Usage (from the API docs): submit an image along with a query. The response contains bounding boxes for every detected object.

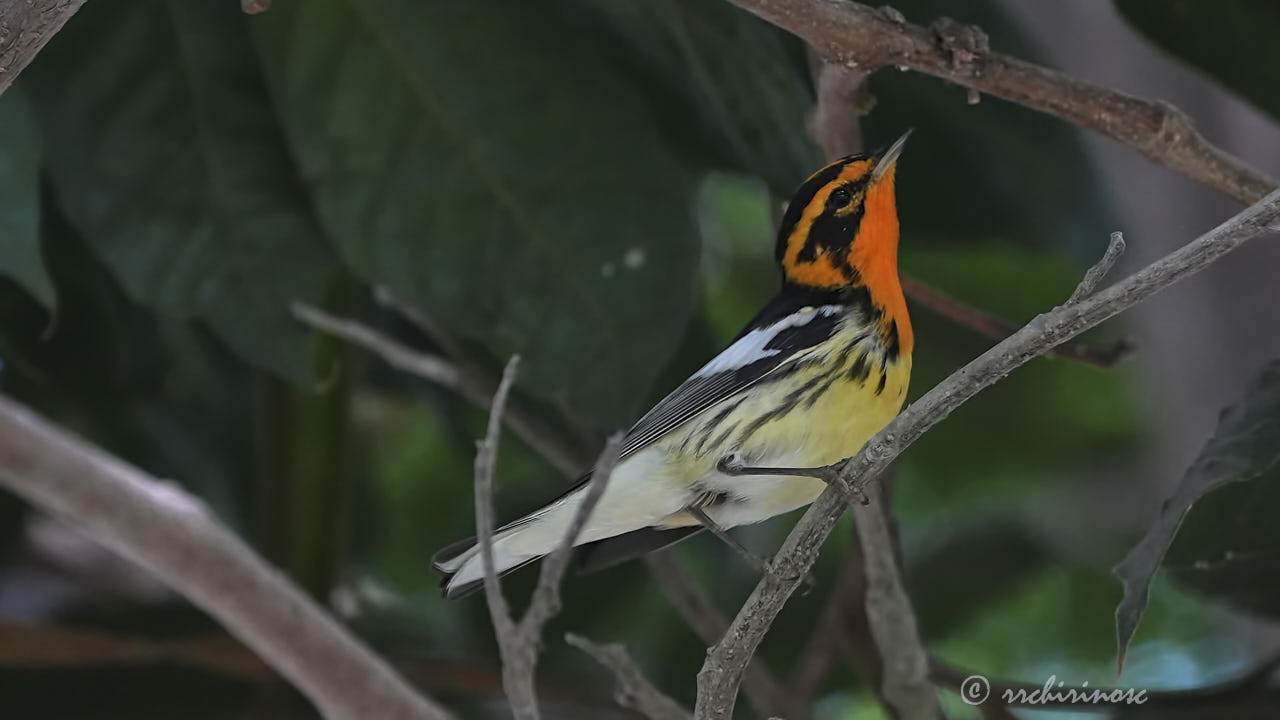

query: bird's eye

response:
[828,186,853,207]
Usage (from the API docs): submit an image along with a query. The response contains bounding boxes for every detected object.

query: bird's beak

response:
[871,129,913,181]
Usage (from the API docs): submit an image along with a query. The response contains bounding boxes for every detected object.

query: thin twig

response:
[853,482,938,718]
[786,535,877,713]
[1069,232,1126,303]
[474,357,532,715]
[294,302,585,477]
[299,298,794,716]
[902,276,1133,368]
[805,59,868,159]
[372,286,465,359]
[475,358,626,719]
[642,555,794,718]
[565,634,692,720]
[723,0,1277,205]
[0,397,452,720]
[292,303,460,387]
[524,433,624,631]
[694,187,1280,718]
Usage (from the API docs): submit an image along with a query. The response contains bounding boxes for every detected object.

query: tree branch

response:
[901,276,1133,368]
[1069,231,1126,303]
[291,302,585,478]
[643,554,795,718]
[853,482,938,718]
[0,396,451,720]
[297,302,793,718]
[724,0,1277,205]
[474,356,625,719]
[566,634,692,720]
[694,187,1280,717]
[0,0,87,96]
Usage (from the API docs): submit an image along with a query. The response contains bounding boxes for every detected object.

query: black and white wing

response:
[617,301,845,460]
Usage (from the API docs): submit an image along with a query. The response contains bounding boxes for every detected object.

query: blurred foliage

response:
[1117,0,1280,123]
[1164,361,1280,616]
[253,0,700,427]
[23,0,339,383]
[0,0,1274,718]
[1115,360,1280,663]
[0,91,48,309]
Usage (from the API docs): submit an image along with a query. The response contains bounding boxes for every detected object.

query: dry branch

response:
[566,634,692,720]
[852,482,937,718]
[292,302,584,477]
[694,187,1280,717]
[0,397,451,720]
[0,0,87,96]
[298,302,792,718]
[1069,231,1126,303]
[901,276,1133,368]
[726,0,1276,205]
[474,356,625,719]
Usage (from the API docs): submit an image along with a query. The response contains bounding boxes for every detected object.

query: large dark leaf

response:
[575,0,821,191]
[1112,360,1280,669]
[251,0,699,427]
[1117,0,1280,122]
[22,0,338,382]
[0,90,50,308]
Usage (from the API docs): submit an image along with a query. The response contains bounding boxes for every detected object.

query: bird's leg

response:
[716,456,867,505]
[687,506,816,594]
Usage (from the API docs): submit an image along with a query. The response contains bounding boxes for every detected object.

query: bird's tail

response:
[431,523,544,600]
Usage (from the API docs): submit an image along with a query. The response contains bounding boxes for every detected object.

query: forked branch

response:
[0,397,451,720]
[474,356,626,719]
[726,0,1276,205]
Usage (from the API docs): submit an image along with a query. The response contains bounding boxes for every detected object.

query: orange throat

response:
[851,169,912,356]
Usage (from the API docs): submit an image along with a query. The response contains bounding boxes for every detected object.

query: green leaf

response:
[252,0,699,426]
[1112,360,1280,670]
[1165,463,1280,621]
[576,0,821,190]
[0,90,51,308]
[1117,0,1280,122]
[22,0,338,382]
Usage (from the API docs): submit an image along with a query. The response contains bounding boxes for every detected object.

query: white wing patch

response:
[693,304,843,378]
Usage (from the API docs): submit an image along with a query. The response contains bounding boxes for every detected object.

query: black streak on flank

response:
[694,398,745,455]
[848,351,871,383]
[804,371,841,409]
[875,370,888,396]
[735,366,836,445]
[702,422,741,459]
[700,397,744,439]
[883,319,901,360]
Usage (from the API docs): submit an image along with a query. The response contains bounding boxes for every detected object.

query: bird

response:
[434,131,914,599]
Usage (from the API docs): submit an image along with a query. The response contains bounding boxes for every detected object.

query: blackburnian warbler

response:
[435,131,913,599]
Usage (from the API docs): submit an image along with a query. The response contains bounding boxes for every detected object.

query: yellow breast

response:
[659,324,909,480]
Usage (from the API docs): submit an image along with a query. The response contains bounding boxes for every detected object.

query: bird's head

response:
[775,130,910,293]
